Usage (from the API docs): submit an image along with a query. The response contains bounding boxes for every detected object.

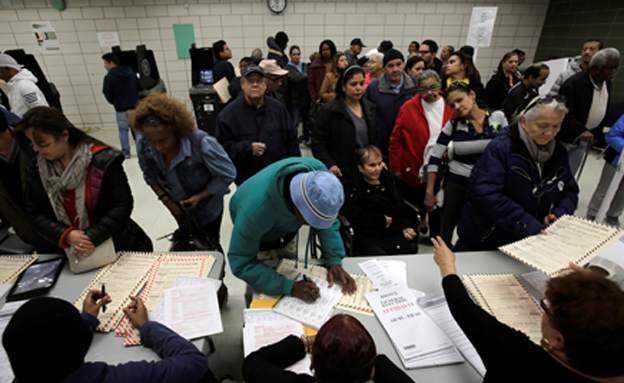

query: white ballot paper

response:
[164,283,223,340]
[418,291,486,376]
[358,259,408,290]
[243,309,312,375]
[150,275,221,323]
[366,286,458,366]
[273,273,342,330]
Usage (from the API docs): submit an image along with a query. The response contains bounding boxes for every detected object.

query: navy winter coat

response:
[456,124,579,250]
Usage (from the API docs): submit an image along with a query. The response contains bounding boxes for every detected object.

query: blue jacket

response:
[456,125,579,250]
[605,113,624,167]
[216,96,300,185]
[102,66,142,112]
[137,130,236,228]
[363,73,418,158]
[57,313,208,383]
[228,158,345,296]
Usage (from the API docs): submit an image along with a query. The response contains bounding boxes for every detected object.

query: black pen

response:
[303,275,310,283]
[101,284,107,313]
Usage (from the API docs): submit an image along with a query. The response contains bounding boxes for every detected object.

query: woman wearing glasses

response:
[431,236,624,383]
[390,70,455,238]
[425,82,508,246]
[132,93,236,252]
[454,96,578,251]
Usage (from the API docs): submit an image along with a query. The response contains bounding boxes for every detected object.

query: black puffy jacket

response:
[24,146,152,252]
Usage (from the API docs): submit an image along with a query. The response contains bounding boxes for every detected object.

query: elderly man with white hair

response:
[558,47,620,176]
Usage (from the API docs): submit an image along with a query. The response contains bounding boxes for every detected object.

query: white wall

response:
[0,0,549,128]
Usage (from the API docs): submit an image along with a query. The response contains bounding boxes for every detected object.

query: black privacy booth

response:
[111,44,167,98]
[3,49,63,112]
[189,44,218,135]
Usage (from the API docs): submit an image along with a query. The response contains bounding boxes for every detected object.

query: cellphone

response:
[6,257,65,302]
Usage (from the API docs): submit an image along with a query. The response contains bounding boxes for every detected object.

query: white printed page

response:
[243,309,312,375]
[358,259,408,290]
[164,283,223,339]
[273,273,342,330]
[365,286,454,361]
[418,291,486,376]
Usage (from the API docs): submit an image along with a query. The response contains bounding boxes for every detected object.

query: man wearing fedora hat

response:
[228,157,356,303]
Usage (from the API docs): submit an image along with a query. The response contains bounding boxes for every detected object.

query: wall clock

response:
[268,0,287,14]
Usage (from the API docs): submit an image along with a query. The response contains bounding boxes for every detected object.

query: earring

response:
[541,338,552,353]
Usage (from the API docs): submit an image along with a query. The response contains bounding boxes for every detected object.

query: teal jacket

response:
[228,157,345,296]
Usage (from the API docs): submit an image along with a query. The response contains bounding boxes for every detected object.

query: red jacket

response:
[389,94,454,186]
[307,56,327,100]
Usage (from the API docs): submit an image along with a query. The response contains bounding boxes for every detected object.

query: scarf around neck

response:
[38,142,93,230]
[518,123,555,173]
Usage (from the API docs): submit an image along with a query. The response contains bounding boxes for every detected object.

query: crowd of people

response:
[0,30,624,383]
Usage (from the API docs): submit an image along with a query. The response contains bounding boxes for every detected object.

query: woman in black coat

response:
[486,51,520,110]
[341,145,419,256]
[18,107,152,260]
[312,66,379,181]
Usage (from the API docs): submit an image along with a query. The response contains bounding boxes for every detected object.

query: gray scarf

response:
[38,142,93,230]
[518,124,555,175]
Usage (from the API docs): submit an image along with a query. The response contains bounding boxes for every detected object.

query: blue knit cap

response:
[290,171,344,229]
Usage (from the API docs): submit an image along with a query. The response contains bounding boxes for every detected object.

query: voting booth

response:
[188,44,219,135]
[111,44,167,97]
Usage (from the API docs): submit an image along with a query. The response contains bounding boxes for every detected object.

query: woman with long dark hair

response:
[441,51,486,105]
[319,52,349,103]
[308,39,336,101]
[486,51,520,110]
[19,106,152,263]
[312,66,379,181]
[425,83,508,246]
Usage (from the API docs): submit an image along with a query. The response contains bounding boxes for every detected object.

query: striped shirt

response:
[428,110,508,184]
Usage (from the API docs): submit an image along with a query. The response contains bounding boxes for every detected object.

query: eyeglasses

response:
[418,50,431,55]
[141,115,165,126]
[418,84,441,94]
[521,95,566,115]
[539,297,553,318]
[446,81,471,92]
[266,75,283,82]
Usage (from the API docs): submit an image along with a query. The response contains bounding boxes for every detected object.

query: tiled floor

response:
[90,125,606,381]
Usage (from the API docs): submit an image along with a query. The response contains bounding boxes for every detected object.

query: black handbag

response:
[169,206,219,252]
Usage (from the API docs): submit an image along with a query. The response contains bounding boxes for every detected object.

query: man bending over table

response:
[228,157,356,303]
[3,290,214,383]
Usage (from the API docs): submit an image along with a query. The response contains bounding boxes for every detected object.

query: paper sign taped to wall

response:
[466,7,498,48]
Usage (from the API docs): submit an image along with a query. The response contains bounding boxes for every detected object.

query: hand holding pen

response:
[292,275,320,303]
[82,288,112,318]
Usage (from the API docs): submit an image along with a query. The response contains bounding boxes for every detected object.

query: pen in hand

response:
[101,284,107,313]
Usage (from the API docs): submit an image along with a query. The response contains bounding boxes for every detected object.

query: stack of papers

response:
[359,258,487,372]
[366,286,463,369]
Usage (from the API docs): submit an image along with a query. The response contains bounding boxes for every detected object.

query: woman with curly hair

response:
[132,93,236,251]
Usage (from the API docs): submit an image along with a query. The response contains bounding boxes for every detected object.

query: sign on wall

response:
[466,7,498,48]
[31,21,60,52]
[97,32,120,48]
